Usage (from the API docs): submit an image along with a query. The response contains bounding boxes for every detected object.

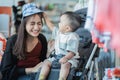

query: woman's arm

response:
[43,12,55,31]
[0,35,26,79]
[0,35,19,79]
[25,62,43,74]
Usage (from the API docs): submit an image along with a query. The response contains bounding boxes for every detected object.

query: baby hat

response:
[22,3,43,18]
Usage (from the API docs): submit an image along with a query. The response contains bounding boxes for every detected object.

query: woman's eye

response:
[31,22,35,25]
[38,23,42,26]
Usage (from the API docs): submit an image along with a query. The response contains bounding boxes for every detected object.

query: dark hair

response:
[61,11,82,31]
[13,13,43,60]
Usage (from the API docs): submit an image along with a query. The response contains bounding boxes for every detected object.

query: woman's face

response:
[25,0,34,3]
[26,14,42,37]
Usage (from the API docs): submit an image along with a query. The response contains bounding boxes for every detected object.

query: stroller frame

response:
[79,44,100,80]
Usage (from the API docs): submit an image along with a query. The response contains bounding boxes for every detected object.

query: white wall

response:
[0,0,22,6]
[0,14,9,37]
[0,0,18,37]
[0,0,14,6]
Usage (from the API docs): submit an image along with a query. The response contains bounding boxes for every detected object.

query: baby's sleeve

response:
[66,33,79,55]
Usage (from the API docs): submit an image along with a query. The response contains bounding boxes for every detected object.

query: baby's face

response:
[59,15,71,33]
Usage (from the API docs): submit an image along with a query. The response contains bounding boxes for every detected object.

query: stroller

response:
[35,28,100,80]
[75,28,100,80]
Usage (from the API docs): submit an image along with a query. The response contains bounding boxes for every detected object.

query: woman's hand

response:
[25,62,43,74]
[32,62,43,73]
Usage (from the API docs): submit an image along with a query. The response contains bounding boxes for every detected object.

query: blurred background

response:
[0,0,88,40]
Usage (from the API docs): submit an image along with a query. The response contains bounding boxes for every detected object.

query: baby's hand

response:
[59,57,68,64]
[42,12,47,18]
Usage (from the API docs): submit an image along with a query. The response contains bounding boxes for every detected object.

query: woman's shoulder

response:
[38,33,47,44]
[38,33,46,40]
[10,34,17,39]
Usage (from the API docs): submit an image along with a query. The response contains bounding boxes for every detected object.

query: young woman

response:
[0,3,47,80]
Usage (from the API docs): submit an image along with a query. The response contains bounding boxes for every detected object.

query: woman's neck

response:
[26,35,38,52]
[26,35,38,42]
